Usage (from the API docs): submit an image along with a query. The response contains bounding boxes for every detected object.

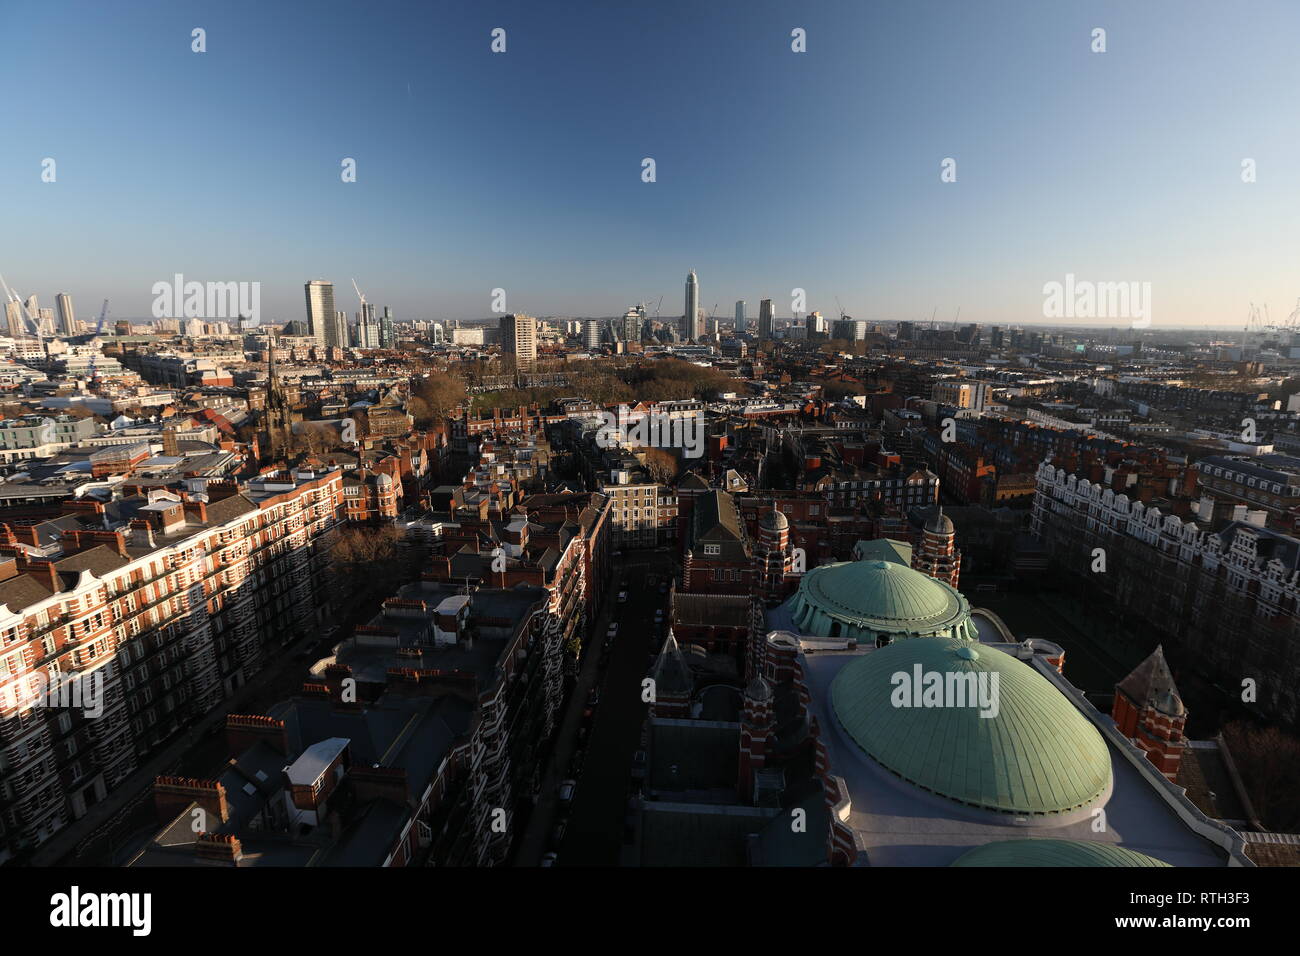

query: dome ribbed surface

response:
[831,636,1112,816]
[951,839,1170,867]
[789,560,970,639]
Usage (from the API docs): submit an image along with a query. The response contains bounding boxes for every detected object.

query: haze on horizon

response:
[4,0,1299,329]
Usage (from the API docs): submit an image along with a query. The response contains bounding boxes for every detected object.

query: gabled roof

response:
[689,490,749,563]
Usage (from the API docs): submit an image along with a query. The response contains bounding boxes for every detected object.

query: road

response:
[512,558,618,865]
[546,551,672,867]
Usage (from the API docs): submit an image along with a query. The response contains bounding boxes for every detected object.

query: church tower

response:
[754,508,793,605]
[1112,645,1187,781]
[912,507,960,588]
[263,330,293,458]
[737,675,774,802]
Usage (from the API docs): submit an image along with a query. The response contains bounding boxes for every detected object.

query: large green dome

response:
[951,840,1171,867]
[830,636,1112,816]
[788,560,975,643]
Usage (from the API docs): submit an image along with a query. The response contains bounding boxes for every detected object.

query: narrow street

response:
[515,550,673,866]
[555,552,673,867]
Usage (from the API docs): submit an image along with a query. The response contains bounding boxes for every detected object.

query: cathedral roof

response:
[951,839,1171,867]
[788,559,970,639]
[831,637,1113,816]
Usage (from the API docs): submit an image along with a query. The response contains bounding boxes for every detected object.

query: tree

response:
[1221,719,1300,832]
[328,525,413,608]
[411,373,467,427]
[642,446,680,483]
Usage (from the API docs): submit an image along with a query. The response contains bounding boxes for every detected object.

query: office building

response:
[56,293,75,336]
[758,299,774,340]
[684,270,700,340]
[325,309,348,349]
[304,280,335,345]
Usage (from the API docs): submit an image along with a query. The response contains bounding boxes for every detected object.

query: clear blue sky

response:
[4,0,1299,327]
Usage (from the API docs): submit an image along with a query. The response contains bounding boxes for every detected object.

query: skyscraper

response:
[758,298,774,340]
[684,270,700,341]
[380,307,396,348]
[621,304,645,343]
[355,312,379,348]
[56,293,75,336]
[734,300,745,330]
[807,311,826,338]
[4,301,24,338]
[304,280,335,345]
[582,318,601,350]
[500,313,537,369]
[325,309,348,348]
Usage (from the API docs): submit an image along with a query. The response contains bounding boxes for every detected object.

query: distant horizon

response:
[81,311,1270,337]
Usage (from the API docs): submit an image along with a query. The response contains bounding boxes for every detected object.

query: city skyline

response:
[5,0,1300,327]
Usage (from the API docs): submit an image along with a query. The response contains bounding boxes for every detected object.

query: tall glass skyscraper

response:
[734,300,745,331]
[684,270,699,340]
[758,298,774,340]
[304,280,335,344]
[56,293,76,336]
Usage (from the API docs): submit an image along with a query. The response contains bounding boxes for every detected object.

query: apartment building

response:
[1031,460,1300,728]
[1196,454,1300,528]
[0,467,344,860]
[0,415,97,463]
[500,314,537,370]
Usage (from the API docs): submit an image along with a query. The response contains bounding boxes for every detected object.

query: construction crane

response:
[835,296,848,321]
[0,273,43,343]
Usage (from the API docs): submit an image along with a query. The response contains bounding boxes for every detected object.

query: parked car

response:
[653,609,664,623]
[558,779,577,804]
[618,591,628,603]
[607,623,619,638]
[541,852,558,867]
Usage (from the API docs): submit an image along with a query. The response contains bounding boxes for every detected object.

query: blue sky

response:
[3,0,1299,327]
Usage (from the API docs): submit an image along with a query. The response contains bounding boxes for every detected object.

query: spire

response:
[1117,644,1185,717]
[650,630,693,699]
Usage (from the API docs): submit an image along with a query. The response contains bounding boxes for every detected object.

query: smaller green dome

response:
[788,559,973,643]
[951,840,1171,867]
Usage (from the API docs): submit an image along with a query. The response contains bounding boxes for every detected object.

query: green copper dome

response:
[830,636,1112,816]
[951,840,1171,867]
[788,559,976,643]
